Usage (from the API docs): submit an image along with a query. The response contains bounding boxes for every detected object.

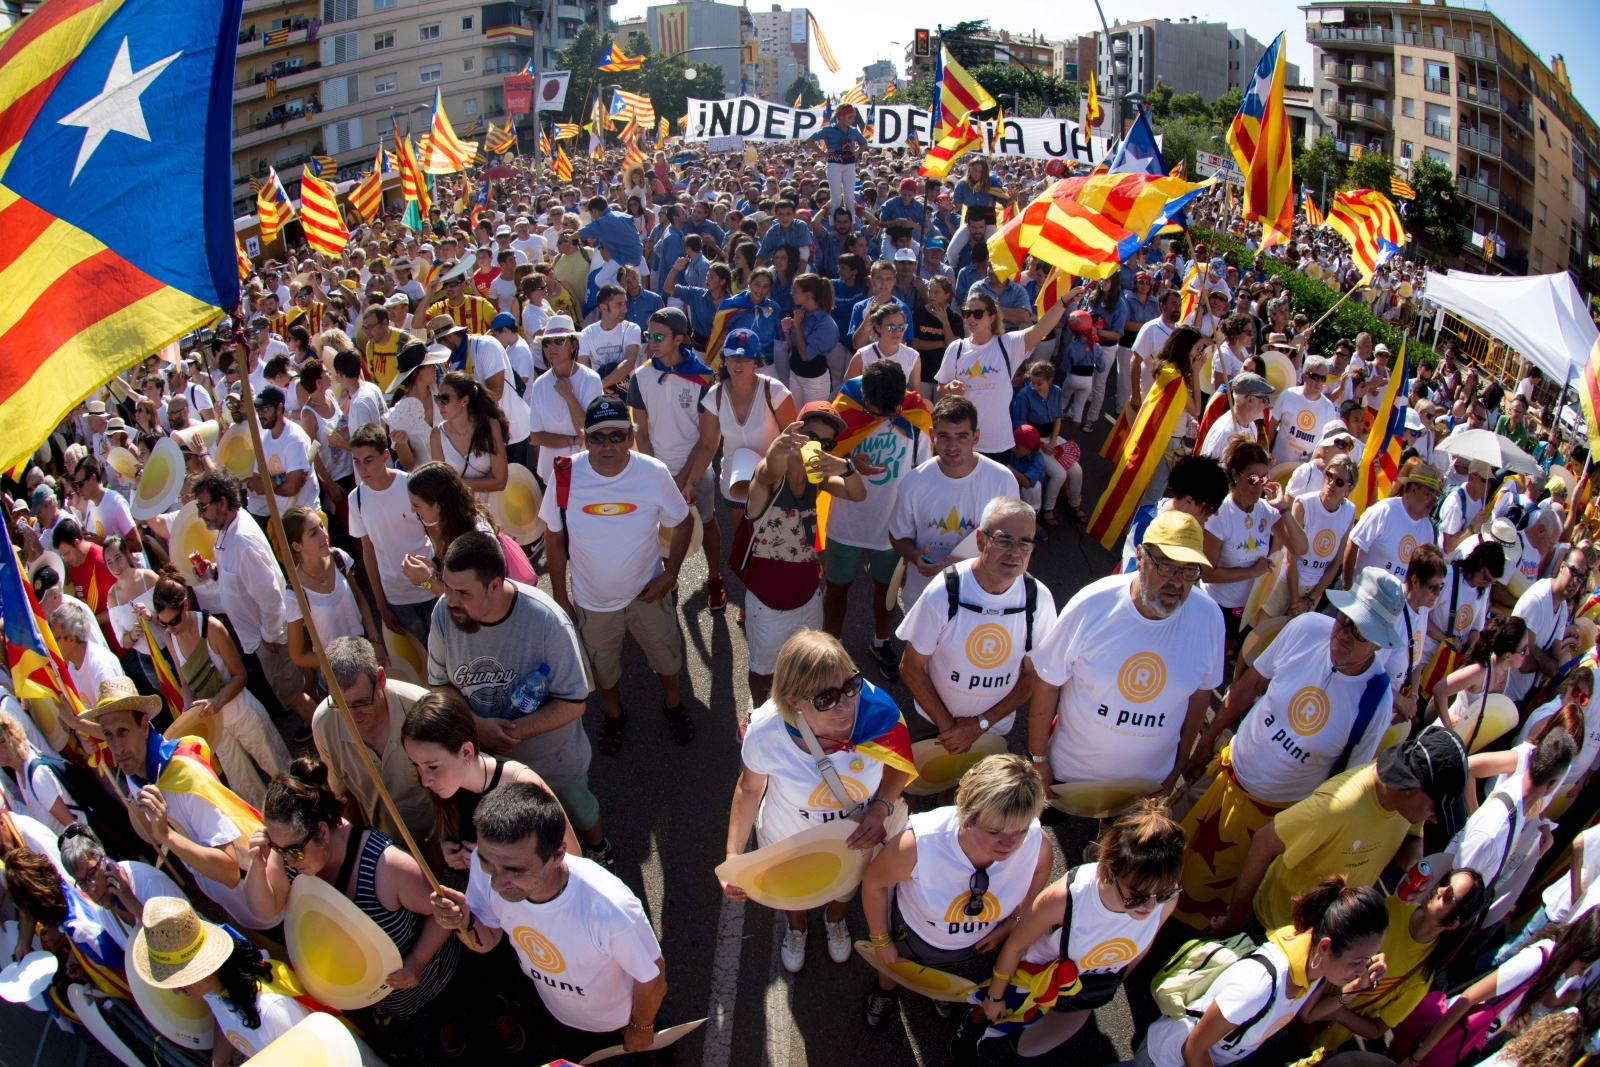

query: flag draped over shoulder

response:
[149,735,263,837]
[423,88,476,173]
[779,679,916,782]
[297,173,348,255]
[1326,188,1405,283]
[832,378,933,454]
[1352,342,1410,515]
[0,0,245,474]
[1227,31,1294,247]
[1087,365,1189,548]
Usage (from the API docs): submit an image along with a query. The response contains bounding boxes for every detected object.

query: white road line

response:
[700,895,746,1067]
[638,827,665,940]
[764,921,808,1067]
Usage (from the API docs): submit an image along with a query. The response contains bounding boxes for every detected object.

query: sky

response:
[611,0,1600,122]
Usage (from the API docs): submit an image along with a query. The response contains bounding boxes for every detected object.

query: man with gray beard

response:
[1027,511,1224,800]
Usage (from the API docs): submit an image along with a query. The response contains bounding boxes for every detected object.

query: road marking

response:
[700,895,745,1067]
[639,827,665,940]
[763,920,807,1067]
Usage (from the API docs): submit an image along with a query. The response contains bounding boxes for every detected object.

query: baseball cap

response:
[253,384,287,410]
[722,328,761,359]
[1376,725,1468,839]
[648,307,691,338]
[925,236,946,250]
[1326,567,1406,649]
[1013,425,1041,451]
[1319,419,1353,445]
[797,400,847,436]
[248,314,270,331]
[584,396,632,432]
[384,292,410,309]
[1142,511,1209,566]
[899,177,918,191]
[1467,459,1494,479]
[489,312,518,332]
[495,225,513,237]
[893,247,917,263]
[1229,372,1273,398]
[29,485,55,509]
[1404,406,1425,432]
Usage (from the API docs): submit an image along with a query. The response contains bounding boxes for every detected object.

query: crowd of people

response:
[3,122,1600,1067]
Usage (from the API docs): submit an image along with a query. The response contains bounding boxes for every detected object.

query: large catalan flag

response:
[422,88,476,173]
[610,88,655,127]
[0,0,246,475]
[1326,188,1405,283]
[929,45,995,144]
[1227,31,1294,247]
[1390,176,1416,200]
[1351,342,1411,515]
[1087,364,1191,548]
[348,144,385,222]
[597,42,643,72]
[297,172,348,255]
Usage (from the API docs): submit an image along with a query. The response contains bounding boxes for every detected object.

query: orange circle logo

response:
[512,927,566,973]
[224,1031,254,1056]
[1287,686,1331,734]
[581,502,638,516]
[1079,938,1139,970]
[966,624,1012,670]
[1296,409,1317,431]
[1397,534,1417,565]
[1312,528,1337,559]
[943,891,1002,924]
[1455,604,1474,634]
[807,776,869,809]
[1117,653,1167,703]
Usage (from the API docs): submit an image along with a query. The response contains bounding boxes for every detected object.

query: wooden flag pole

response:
[235,352,440,893]
[1306,283,1362,336]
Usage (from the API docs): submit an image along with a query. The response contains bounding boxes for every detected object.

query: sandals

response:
[663,701,696,745]
[1040,510,1059,527]
[1070,506,1090,524]
[598,709,628,755]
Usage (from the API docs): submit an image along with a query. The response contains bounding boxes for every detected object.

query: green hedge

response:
[1191,228,1438,368]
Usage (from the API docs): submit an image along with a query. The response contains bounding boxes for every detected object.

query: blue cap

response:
[489,312,517,332]
[723,329,760,358]
[925,236,946,250]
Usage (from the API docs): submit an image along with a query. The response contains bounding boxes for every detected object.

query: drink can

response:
[1397,858,1432,900]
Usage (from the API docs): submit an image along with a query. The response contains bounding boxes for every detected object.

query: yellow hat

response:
[713,801,908,912]
[904,736,1009,796]
[1141,511,1208,566]
[131,438,185,520]
[81,677,160,724]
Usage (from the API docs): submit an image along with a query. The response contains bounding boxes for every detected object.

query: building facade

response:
[1093,19,1300,104]
[1306,1,1598,289]
[862,59,895,100]
[749,4,811,102]
[646,1,751,97]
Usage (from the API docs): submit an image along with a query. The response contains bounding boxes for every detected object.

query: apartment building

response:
[1306,1,1599,292]
[231,0,616,216]
[1094,19,1300,104]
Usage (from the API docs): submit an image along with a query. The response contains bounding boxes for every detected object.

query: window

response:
[373,31,393,51]
[320,73,357,108]
[461,16,472,29]
[320,30,357,65]
[1533,248,1543,270]
[462,98,477,114]
[1401,140,1415,159]
[1425,60,1448,80]
[1402,97,1415,117]
[419,63,441,84]
[323,0,357,22]
[1562,177,1570,199]
[323,116,362,153]
[373,0,394,8]
[1426,146,1450,165]
[1539,155,1549,178]
[376,117,396,138]
[373,72,396,95]
[1538,201,1547,223]
[420,23,440,42]
[1560,221,1568,243]
[1401,56,1414,74]
[1321,88,1333,105]
[461,56,474,72]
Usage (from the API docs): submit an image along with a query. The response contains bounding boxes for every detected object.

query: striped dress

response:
[350,829,459,1019]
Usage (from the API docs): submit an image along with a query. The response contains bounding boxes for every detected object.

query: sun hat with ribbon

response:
[130,897,234,989]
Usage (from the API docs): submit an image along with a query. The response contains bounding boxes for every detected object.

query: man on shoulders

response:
[578,195,644,268]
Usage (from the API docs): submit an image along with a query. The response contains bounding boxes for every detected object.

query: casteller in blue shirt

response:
[577,196,643,267]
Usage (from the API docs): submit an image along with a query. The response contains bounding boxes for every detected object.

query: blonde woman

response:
[721,630,915,973]
[0,712,77,833]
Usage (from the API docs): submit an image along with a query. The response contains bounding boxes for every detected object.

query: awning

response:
[1422,270,1598,383]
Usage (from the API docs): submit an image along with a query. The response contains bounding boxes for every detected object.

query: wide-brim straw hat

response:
[130,897,233,989]
[81,676,160,724]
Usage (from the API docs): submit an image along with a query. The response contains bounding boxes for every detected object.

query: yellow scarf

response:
[1267,925,1315,997]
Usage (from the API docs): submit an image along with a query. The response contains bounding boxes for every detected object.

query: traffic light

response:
[914,29,931,58]
[742,38,759,64]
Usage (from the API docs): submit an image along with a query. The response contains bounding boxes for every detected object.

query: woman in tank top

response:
[845,303,920,390]
[701,336,796,529]
[142,569,290,810]
[1434,614,1531,735]
[296,359,355,493]
[963,799,1186,1059]
[430,370,508,497]
[247,758,461,1027]
[400,690,580,871]
[1288,452,1357,616]
[103,534,162,690]
[281,507,388,686]
[860,755,1051,1030]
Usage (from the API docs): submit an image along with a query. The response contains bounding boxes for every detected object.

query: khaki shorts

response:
[574,595,683,689]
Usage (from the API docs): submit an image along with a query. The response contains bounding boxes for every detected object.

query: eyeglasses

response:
[1334,613,1373,644]
[195,496,222,512]
[1568,688,1592,707]
[808,672,863,713]
[585,429,630,445]
[961,308,989,319]
[268,829,316,861]
[963,868,991,916]
[1305,372,1327,383]
[1115,879,1181,909]
[1146,552,1203,582]
[984,533,1035,556]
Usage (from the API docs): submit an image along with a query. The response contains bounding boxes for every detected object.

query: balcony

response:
[1501,143,1535,183]
[237,23,316,55]
[1457,82,1502,110]
[1498,195,1532,231]
[1308,25,1398,50]
[234,60,322,97]
[1502,99,1533,132]
[483,60,526,75]
[1459,127,1501,156]
[1458,176,1497,208]
[554,3,585,17]
[1326,63,1390,91]
[1111,38,1128,56]
[1323,100,1390,131]
[1425,118,1452,141]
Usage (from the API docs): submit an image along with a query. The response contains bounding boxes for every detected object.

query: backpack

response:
[1153,937,1285,1046]
[1327,671,1391,778]
[944,567,1040,653]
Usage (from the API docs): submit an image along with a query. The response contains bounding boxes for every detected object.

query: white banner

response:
[536,71,570,113]
[683,97,1114,162]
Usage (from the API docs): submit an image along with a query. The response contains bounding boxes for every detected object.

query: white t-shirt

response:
[934,333,1030,452]
[894,808,1043,951]
[1229,613,1392,804]
[345,380,388,436]
[1423,567,1490,668]
[1200,412,1255,461]
[488,275,520,313]
[895,561,1057,734]
[578,320,642,379]
[84,490,136,542]
[14,754,74,834]
[537,451,690,612]
[511,234,546,262]
[702,377,790,498]
[207,989,307,1058]
[1451,784,1538,923]
[284,548,365,643]
[888,456,1019,607]
[466,854,662,1033]
[1022,863,1168,975]
[68,641,125,709]
[521,304,551,356]
[462,335,529,444]
[1034,574,1224,786]
[348,472,435,606]
[1543,825,1600,921]
[246,420,319,516]
[741,699,884,845]
[1202,495,1280,610]
[526,365,604,481]
[1382,601,1429,691]
[1348,497,1435,582]
[1285,461,1323,499]
[1131,317,1175,399]
[1293,491,1355,588]
[627,363,712,475]
[503,337,535,383]
[1272,388,1338,465]
[1145,940,1314,1067]
[824,422,923,552]
[1507,580,1571,702]
[1439,484,1484,538]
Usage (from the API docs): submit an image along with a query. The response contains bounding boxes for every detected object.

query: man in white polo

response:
[1029,511,1224,799]
[896,498,1057,765]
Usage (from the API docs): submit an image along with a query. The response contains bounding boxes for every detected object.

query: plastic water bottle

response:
[509,665,550,719]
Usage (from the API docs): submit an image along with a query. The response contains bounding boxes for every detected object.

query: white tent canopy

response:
[1422,270,1598,383]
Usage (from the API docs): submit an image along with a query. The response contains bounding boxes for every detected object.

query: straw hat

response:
[81,676,160,724]
[130,897,233,989]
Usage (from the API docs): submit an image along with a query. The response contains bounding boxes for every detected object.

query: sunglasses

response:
[1327,476,1351,489]
[1116,880,1181,909]
[963,868,990,917]
[646,331,672,343]
[802,431,837,449]
[585,429,630,445]
[809,672,863,714]
[445,278,465,287]
[156,604,186,627]
[1239,473,1269,486]
[1305,372,1327,383]
[961,308,989,319]
[269,829,316,861]
[1568,688,1592,707]
[881,323,907,334]
[433,393,457,404]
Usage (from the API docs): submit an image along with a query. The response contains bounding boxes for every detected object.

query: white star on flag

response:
[1247,65,1274,105]
[58,37,182,183]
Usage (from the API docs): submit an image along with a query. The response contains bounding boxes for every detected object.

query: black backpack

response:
[944,567,1040,653]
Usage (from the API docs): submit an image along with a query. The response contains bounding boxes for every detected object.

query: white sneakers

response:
[780,921,854,972]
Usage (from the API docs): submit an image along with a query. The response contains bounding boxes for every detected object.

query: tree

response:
[1207,88,1242,127]
[1293,135,1346,203]
[1403,154,1468,255]
[1346,149,1394,194]
[786,73,825,108]
[641,49,724,129]
[963,64,1075,116]
[938,20,993,68]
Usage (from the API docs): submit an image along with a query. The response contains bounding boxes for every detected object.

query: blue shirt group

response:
[577,209,643,267]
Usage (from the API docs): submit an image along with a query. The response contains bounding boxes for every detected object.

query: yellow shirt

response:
[1254,764,1420,930]
[1312,897,1436,1049]
[365,331,405,393]
[427,295,496,336]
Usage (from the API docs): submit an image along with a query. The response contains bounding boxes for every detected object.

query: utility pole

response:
[1090,0,1119,142]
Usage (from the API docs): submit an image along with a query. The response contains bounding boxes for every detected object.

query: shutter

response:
[322,0,357,23]
[320,74,357,109]
[320,31,357,67]
[324,118,363,155]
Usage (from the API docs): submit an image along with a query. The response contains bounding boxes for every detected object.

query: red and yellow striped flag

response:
[1326,188,1405,283]
[487,119,518,154]
[931,46,995,142]
[918,111,981,180]
[555,122,581,140]
[1303,187,1325,227]
[397,134,432,218]
[1033,268,1069,318]
[612,89,656,126]
[235,234,253,286]
[298,173,349,255]
[553,145,573,182]
[808,12,840,73]
[256,166,293,244]
[1087,365,1191,548]
[539,126,553,155]
[1227,32,1293,247]
[1390,176,1416,199]
[598,42,643,71]
[349,156,384,223]
[138,618,184,718]
[423,89,477,173]
[623,137,647,172]
[1575,336,1600,463]
[1351,342,1410,515]
[657,116,670,141]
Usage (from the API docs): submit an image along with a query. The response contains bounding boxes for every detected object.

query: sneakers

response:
[825,919,852,964]
[870,639,900,682]
[949,1010,985,1067]
[781,927,807,973]
[933,997,956,1018]
[863,985,896,1029]
[488,996,525,1054]
[585,837,616,869]
[438,1021,465,1057]
[707,575,727,611]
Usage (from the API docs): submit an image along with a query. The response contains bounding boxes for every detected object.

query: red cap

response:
[899,177,918,191]
[798,400,847,435]
[1067,309,1095,334]
[1014,424,1041,451]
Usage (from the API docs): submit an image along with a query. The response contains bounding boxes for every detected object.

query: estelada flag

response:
[1,521,82,712]
[1351,342,1410,515]
[779,678,916,782]
[0,0,245,475]
[1087,364,1190,548]
[552,144,573,182]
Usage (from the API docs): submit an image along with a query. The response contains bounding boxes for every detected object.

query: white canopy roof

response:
[1422,270,1598,382]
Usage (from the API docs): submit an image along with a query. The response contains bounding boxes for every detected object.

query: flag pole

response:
[1306,283,1362,335]
[234,347,440,894]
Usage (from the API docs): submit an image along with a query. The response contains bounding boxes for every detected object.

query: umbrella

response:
[1432,428,1543,476]
[486,163,515,180]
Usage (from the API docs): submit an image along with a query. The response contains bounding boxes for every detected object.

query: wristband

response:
[627,1020,654,1032]
[868,932,893,947]
[991,970,1015,983]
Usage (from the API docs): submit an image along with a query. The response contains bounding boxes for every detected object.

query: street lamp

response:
[684,67,696,80]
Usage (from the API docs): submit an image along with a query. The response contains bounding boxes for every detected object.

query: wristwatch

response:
[977,715,991,731]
